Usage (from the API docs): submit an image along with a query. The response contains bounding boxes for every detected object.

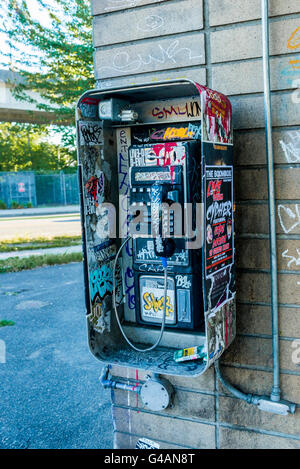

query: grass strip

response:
[0,320,15,327]
[0,252,83,274]
[0,235,82,253]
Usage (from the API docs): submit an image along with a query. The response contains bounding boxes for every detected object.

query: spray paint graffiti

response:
[118,128,131,237]
[152,100,201,120]
[280,131,300,163]
[117,127,136,321]
[104,0,145,10]
[282,249,300,268]
[150,123,201,141]
[119,152,130,195]
[287,24,300,102]
[288,25,300,50]
[280,26,300,90]
[124,267,136,310]
[82,146,103,180]
[278,204,300,234]
[137,15,164,32]
[98,40,203,76]
[90,264,114,302]
[88,259,122,333]
[280,59,300,87]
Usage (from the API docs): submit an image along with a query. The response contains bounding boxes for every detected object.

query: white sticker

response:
[136,438,160,450]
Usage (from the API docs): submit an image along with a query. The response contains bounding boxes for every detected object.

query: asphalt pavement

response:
[0,262,113,449]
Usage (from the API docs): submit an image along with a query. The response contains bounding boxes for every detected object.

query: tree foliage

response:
[4,0,94,124]
[0,122,77,172]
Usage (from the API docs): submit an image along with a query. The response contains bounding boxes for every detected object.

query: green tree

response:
[5,0,94,124]
[0,122,77,172]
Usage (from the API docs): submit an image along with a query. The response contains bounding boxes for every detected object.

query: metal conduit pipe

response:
[215,359,296,415]
[261,0,280,403]
[214,361,260,406]
[100,366,141,393]
[214,0,297,417]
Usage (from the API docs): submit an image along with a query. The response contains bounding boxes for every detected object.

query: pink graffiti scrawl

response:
[151,142,186,184]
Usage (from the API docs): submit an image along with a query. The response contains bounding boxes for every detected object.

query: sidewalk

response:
[0,205,80,218]
[0,244,82,261]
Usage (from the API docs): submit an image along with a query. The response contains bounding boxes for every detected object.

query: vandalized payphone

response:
[76,80,236,377]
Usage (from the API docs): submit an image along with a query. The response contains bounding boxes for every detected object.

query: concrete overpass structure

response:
[0,69,58,124]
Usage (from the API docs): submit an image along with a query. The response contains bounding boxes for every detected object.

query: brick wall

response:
[91,0,300,449]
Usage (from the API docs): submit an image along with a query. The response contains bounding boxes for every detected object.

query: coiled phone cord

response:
[112,236,168,353]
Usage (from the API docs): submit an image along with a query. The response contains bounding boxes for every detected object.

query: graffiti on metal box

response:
[79,121,103,146]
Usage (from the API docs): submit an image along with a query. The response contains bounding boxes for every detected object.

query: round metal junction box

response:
[140,377,173,412]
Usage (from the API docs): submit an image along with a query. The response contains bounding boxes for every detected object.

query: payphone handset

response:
[112,181,173,352]
[149,182,176,259]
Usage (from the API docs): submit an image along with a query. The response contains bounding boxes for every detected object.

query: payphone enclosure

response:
[76,79,236,377]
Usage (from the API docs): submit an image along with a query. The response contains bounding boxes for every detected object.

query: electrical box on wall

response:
[76,79,236,377]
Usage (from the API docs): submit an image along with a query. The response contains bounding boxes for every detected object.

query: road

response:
[0,263,113,449]
[0,214,81,240]
[0,244,82,261]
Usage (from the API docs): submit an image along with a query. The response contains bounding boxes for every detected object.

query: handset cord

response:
[112,236,168,353]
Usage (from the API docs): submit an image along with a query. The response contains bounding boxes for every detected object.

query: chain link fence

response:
[0,171,79,208]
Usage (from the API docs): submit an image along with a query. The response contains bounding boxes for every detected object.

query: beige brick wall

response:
[91,0,300,449]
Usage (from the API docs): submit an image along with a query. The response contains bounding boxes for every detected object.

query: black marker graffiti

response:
[80,122,103,146]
